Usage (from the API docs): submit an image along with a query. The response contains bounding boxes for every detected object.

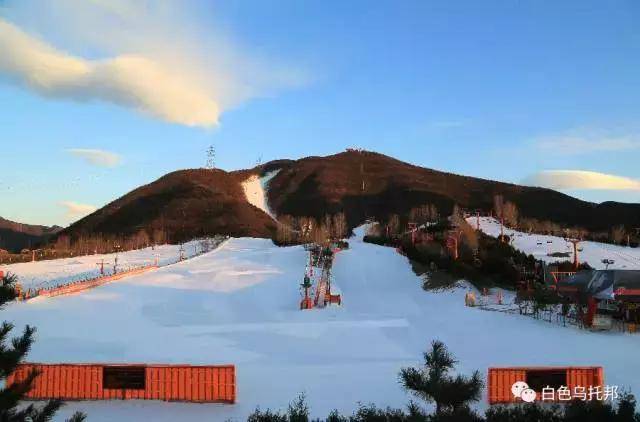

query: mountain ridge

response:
[58,150,640,243]
[0,217,62,252]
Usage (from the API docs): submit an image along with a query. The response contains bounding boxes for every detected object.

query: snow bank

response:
[2,239,213,290]
[241,170,280,218]
[468,216,640,270]
[3,227,639,421]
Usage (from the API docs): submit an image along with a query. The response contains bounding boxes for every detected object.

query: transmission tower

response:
[206,145,216,169]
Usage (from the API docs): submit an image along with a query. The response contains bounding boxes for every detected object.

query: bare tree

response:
[409,204,438,225]
[135,230,150,249]
[611,225,626,244]
[277,215,295,244]
[366,223,382,237]
[429,204,439,222]
[493,194,504,219]
[153,229,167,247]
[313,221,330,245]
[332,212,348,239]
[323,214,334,239]
[459,218,478,250]
[502,201,519,228]
[298,217,314,241]
[387,214,401,237]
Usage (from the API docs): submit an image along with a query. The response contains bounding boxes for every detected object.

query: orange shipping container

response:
[7,363,235,403]
[488,366,603,404]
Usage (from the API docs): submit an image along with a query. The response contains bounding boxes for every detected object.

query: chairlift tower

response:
[565,238,581,270]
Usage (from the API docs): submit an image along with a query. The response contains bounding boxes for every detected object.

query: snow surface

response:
[468,216,640,270]
[241,170,280,219]
[3,227,640,421]
[2,240,210,290]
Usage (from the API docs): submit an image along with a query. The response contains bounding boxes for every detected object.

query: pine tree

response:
[399,340,483,416]
[0,272,86,422]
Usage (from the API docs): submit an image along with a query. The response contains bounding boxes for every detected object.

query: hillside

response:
[470,216,640,270]
[263,150,640,231]
[0,217,61,252]
[63,169,277,242]
[61,150,640,243]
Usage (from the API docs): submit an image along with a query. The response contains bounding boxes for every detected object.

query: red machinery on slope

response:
[300,245,341,310]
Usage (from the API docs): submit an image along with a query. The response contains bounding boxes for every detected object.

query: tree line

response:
[275,213,348,246]
[0,229,170,264]
[492,195,637,246]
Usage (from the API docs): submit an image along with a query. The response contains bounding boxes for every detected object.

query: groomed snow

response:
[468,216,640,270]
[3,227,639,421]
[2,240,211,290]
[242,170,280,219]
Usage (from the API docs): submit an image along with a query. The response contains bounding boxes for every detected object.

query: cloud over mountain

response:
[59,201,97,220]
[523,170,640,191]
[0,0,307,127]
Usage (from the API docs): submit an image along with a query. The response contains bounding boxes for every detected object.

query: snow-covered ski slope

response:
[4,227,640,421]
[241,170,280,218]
[2,240,208,290]
[468,216,640,270]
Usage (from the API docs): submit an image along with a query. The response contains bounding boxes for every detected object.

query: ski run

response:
[2,226,639,421]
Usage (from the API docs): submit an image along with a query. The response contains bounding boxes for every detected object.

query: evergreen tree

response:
[0,272,86,422]
[399,340,483,416]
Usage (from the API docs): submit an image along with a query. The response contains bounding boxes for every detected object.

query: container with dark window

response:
[7,363,236,403]
[487,366,603,404]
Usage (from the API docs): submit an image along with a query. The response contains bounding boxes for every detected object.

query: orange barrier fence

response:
[8,363,236,403]
[25,265,157,300]
[488,366,603,404]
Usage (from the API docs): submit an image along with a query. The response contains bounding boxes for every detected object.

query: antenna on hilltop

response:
[206,145,216,169]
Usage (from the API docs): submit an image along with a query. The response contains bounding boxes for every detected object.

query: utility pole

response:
[114,244,120,273]
[96,259,105,275]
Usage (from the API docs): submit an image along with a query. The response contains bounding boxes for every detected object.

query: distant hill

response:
[263,150,640,232]
[0,217,62,253]
[60,150,640,243]
[63,168,277,242]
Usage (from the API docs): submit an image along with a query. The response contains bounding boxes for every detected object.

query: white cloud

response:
[0,1,307,127]
[59,201,97,219]
[523,170,640,191]
[533,132,640,154]
[67,148,121,167]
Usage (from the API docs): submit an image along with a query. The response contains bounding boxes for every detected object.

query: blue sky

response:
[1,0,639,226]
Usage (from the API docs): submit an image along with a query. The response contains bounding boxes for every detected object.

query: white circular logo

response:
[511,381,529,398]
[521,388,537,403]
